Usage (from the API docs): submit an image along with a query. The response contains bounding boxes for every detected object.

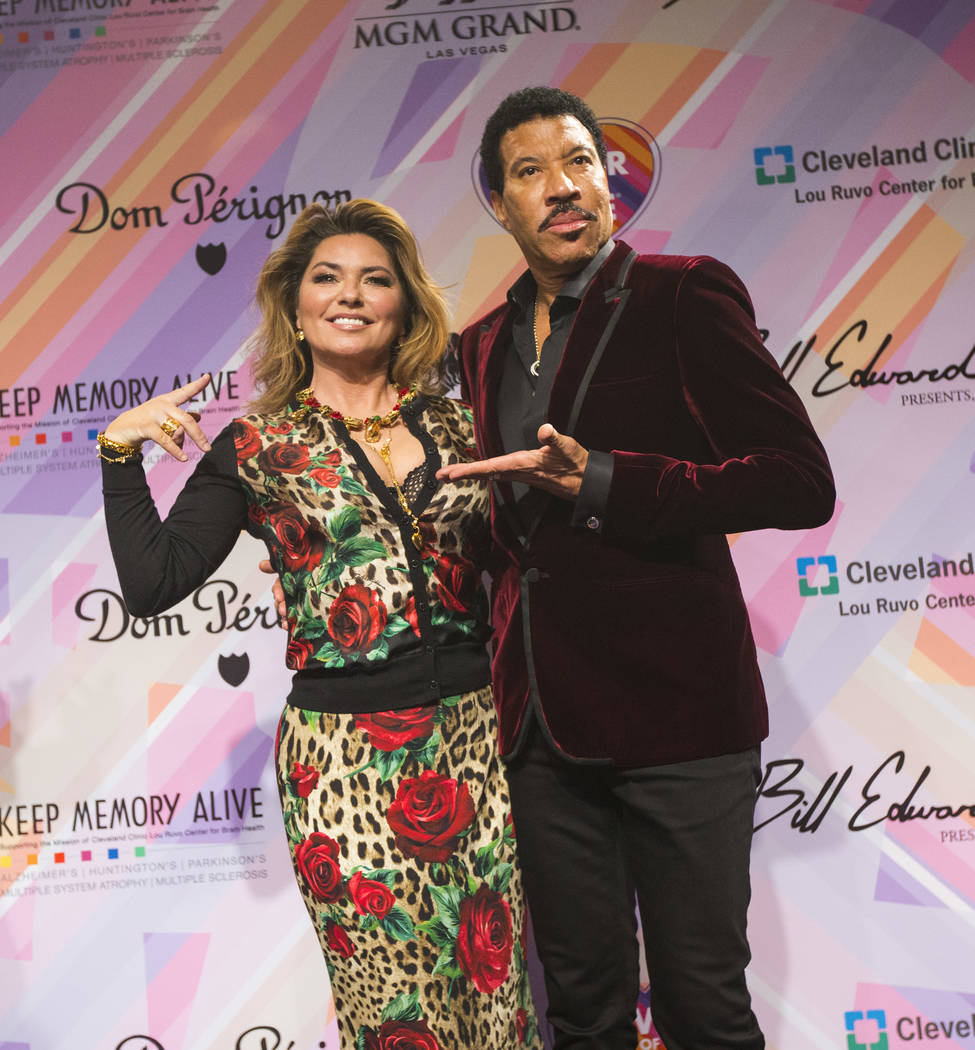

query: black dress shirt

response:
[498,239,616,533]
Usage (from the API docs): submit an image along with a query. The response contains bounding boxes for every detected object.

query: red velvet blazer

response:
[458,242,835,767]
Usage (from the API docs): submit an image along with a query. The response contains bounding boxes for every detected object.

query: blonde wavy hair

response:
[249,199,450,414]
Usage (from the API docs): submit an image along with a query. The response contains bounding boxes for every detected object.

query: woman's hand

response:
[102,374,213,462]
[259,559,290,626]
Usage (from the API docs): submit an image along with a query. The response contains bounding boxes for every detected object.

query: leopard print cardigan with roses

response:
[235,394,492,711]
[102,394,492,714]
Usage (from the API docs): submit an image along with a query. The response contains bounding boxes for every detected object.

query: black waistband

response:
[286,642,491,713]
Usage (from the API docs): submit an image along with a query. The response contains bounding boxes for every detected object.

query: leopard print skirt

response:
[275,685,543,1050]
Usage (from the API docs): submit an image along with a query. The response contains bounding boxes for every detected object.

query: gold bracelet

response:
[96,431,141,462]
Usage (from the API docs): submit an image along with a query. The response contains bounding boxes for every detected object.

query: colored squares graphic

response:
[18,32,28,43]
[81,851,92,861]
[108,848,118,859]
[70,28,81,39]
[54,853,65,864]
[797,555,839,596]
[88,428,99,440]
[0,856,10,868]
[35,433,47,445]
[135,846,146,857]
[44,30,54,41]
[9,436,20,447]
[61,432,72,443]
[95,25,106,36]
[845,1009,888,1050]
[26,855,37,865]
[754,145,796,185]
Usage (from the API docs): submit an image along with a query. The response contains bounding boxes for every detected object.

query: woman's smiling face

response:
[296,233,408,369]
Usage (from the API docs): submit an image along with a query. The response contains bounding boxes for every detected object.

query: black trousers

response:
[506,718,765,1050]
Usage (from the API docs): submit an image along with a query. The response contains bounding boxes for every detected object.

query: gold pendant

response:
[364,419,383,443]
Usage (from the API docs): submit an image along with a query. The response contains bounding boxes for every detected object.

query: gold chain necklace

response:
[530,296,543,377]
[292,385,416,441]
[292,384,424,550]
[377,439,424,551]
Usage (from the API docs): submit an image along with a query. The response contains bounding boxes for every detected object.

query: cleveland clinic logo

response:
[754,145,796,185]
[472,118,661,234]
[845,1010,889,1050]
[797,555,839,596]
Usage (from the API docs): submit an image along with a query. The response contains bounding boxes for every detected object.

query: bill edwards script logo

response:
[756,751,975,834]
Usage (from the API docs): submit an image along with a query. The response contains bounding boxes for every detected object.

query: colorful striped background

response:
[2,1,974,1047]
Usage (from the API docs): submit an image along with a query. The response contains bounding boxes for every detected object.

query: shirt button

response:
[586,516,600,530]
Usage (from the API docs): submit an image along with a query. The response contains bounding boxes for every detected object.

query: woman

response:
[99,200,541,1050]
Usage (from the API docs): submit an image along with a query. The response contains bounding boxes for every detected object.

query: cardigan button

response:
[524,568,540,583]
[585,515,600,530]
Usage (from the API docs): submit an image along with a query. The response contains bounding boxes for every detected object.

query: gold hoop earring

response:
[296,328,305,342]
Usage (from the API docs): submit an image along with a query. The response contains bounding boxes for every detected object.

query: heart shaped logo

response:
[218,652,250,687]
[471,117,661,235]
[196,242,227,275]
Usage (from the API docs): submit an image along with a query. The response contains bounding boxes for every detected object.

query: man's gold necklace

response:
[530,297,543,377]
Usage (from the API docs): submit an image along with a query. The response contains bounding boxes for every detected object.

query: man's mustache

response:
[539,203,598,232]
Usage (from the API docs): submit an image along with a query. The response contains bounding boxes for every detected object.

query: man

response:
[436,87,835,1050]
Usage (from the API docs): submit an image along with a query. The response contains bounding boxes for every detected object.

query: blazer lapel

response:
[479,242,638,550]
[475,309,512,461]
[475,308,530,555]
[513,243,637,542]
[548,241,637,435]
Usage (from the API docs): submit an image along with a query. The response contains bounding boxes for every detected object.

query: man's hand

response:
[437,423,589,499]
[259,559,289,625]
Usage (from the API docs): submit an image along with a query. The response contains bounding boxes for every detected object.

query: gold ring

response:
[160,417,181,438]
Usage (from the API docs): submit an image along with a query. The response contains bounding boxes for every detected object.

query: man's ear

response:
[490,189,511,231]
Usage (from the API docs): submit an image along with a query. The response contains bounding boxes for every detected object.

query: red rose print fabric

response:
[456,885,514,993]
[386,771,476,863]
[232,398,490,673]
[327,583,388,655]
[293,831,344,903]
[354,706,438,753]
[276,688,541,1050]
[235,399,532,1046]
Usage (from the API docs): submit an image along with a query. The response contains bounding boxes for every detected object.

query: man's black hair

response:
[480,86,608,195]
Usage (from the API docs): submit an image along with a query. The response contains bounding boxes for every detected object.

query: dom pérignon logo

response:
[196,242,227,275]
[218,652,250,686]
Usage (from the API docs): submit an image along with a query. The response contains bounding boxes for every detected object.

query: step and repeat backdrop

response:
[2,1,974,1048]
